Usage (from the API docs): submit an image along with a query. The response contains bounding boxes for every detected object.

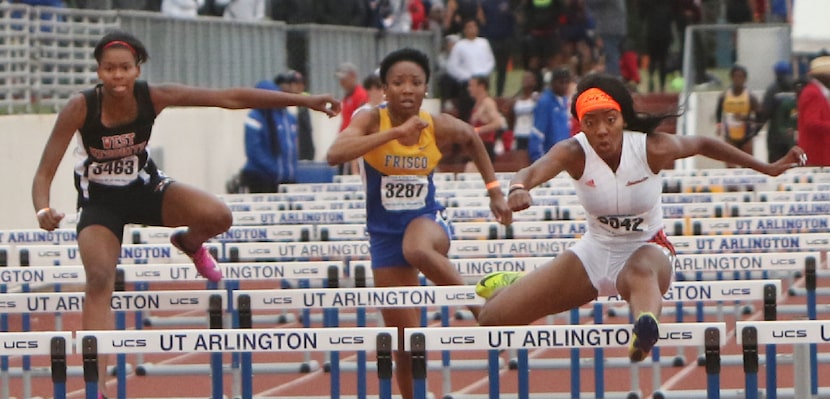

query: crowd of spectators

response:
[15,0,798,88]
[11,0,821,171]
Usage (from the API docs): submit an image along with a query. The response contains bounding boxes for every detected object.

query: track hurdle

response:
[738,320,830,399]
[77,327,396,399]
[0,288,226,399]
[406,323,726,399]
[128,225,314,245]
[0,331,71,399]
[234,284,489,396]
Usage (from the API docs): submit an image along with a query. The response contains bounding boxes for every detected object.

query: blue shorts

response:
[369,211,453,269]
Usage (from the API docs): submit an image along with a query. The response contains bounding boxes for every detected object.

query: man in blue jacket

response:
[529,67,572,162]
[240,80,299,193]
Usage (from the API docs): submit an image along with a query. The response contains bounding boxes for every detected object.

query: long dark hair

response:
[570,73,678,134]
[93,30,149,65]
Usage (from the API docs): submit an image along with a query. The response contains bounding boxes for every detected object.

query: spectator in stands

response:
[409,0,427,30]
[277,70,315,161]
[161,0,200,18]
[529,67,572,162]
[726,0,756,24]
[113,0,161,10]
[760,60,797,163]
[217,0,265,20]
[674,0,700,60]
[11,0,66,31]
[797,56,830,166]
[31,30,339,398]
[240,79,299,192]
[315,0,367,27]
[14,0,65,6]
[715,64,761,164]
[585,0,627,78]
[521,0,564,76]
[269,0,314,24]
[510,70,540,151]
[768,0,793,23]
[619,40,641,92]
[437,33,461,114]
[443,0,483,35]
[198,0,226,15]
[424,1,446,34]
[475,72,807,365]
[326,47,511,399]
[337,62,368,132]
[640,0,674,93]
[362,73,385,110]
[351,73,386,128]
[674,0,710,85]
[560,0,597,79]
[336,62,368,173]
[446,18,495,122]
[468,74,507,163]
[480,0,515,97]
[380,0,413,32]
[67,0,108,8]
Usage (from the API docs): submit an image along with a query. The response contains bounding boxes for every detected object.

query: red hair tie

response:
[102,40,137,56]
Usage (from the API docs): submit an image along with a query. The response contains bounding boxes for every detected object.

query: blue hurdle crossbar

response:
[407,323,726,399]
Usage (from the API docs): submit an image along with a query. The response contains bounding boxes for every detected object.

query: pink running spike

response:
[170,232,223,282]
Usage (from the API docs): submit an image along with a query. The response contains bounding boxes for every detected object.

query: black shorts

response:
[76,175,172,243]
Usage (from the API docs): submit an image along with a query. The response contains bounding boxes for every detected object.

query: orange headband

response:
[575,88,621,121]
[103,40,137,56]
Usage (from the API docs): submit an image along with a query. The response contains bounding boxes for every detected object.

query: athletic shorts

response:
[569,230,676,297]
[369,211,453,269]
[76,176,173,243]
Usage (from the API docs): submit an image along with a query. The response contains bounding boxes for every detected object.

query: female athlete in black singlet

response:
[32,30,340,398]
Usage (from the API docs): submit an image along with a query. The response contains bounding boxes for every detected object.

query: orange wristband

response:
[485,180,500,190]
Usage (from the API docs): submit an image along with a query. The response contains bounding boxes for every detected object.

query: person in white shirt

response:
[475,73,808,364]
[446,18,494,122]
[511,70,539,151]
[161,0,201,18]
[218,0,265,20]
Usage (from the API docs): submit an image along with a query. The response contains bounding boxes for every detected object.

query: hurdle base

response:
[143,313,298,327]
[444,392,638,399]
[776,303,830,314]
[515,355,680,370]
[653,387,830,399]
[329,358,502,373]
[135,360,320,376]
[788,286,830,297]
[607,304,753,318]
[300,311,378,324]
[253,395,435,399]
[716,352,830,367]
[1,364,131,378]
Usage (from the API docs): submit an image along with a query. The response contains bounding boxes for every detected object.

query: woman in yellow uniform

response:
[716,64,761,164]
[327,47,511,399]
